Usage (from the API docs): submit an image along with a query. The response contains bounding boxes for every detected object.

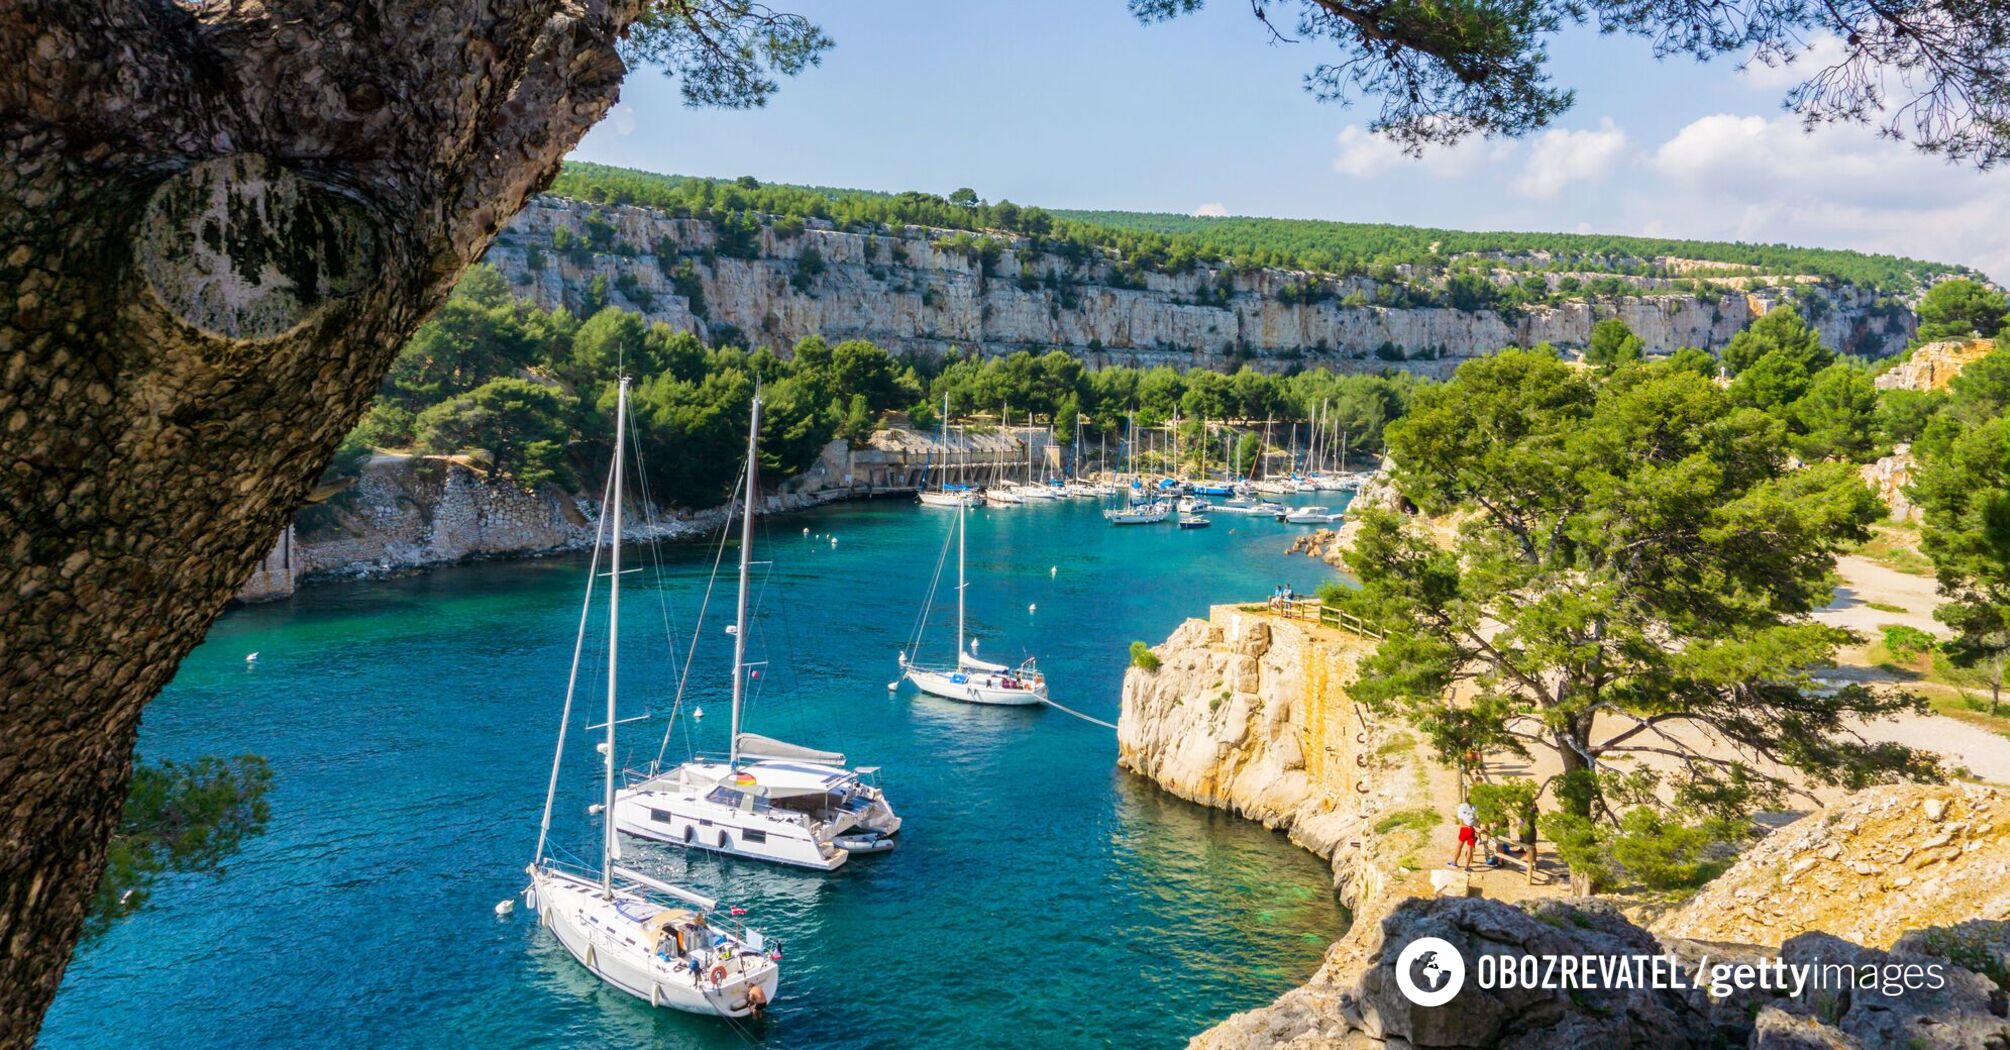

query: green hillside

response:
[548,162,1968,296]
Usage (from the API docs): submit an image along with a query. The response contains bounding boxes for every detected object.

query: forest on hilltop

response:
[548,162,1967,298]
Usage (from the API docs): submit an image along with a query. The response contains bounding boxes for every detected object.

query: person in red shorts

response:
[1448,800,1477,869]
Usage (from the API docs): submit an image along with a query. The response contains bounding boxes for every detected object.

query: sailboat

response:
[919,394,981,508]
[616,394,902,870]
[522,377,781,1018]
[899,497,1049,706]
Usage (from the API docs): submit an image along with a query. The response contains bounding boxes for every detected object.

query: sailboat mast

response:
[956,496,966,661]
[729,394,762,768]
[602,376,628,896]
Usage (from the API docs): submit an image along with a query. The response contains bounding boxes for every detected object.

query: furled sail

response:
[735,732,847,766]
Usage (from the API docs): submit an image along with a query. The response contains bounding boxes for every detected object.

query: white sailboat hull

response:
[919,490,979,507]
[529,867,778,1018]
[614,761,903,871]
[904,666,1046,706]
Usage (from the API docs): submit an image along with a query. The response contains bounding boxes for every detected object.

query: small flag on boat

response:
[730,906,747,916]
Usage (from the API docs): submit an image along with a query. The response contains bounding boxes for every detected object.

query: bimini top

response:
[736,732,846,766]
[682,756,857,799]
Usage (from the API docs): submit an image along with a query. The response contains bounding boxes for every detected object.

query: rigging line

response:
[534,461,615,866]
[1036,695,1118,730]
[905,512,956,657]
[623,393,685,710]
[651,456,749,772]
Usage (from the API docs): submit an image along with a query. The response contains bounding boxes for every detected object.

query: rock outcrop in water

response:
[1118,610,2010,1048]
[483,198,1916,371]
[1117,606,1441,906]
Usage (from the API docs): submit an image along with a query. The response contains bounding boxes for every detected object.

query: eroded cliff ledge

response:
[483,198,1914,372]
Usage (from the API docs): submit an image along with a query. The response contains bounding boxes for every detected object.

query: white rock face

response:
[486,198,1915,371]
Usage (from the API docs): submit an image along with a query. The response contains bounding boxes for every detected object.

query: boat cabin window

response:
[742,829,767,844]
[648,808,674,824]
[705,786,773,814]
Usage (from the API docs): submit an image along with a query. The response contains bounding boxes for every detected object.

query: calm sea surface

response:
[45,492,1352,1049]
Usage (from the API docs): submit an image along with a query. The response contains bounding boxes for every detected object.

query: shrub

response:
[1129,641,1160,672]
[1882,624,1938,662]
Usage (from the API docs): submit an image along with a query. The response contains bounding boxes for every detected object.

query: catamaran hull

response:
[905,668,1045,707]
[614,799,849,871]
[530,869,778,1018]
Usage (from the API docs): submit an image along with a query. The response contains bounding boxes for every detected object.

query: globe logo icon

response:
[1394,936,1466,1007]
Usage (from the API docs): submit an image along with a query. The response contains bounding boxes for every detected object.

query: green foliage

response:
[1913,415,2010,714]
[352,402,416,449]
[1876,388,1948,447]
[1790,363,1879,462]
[1882,624,1939,662]
[1664,346,1718,378]
[1373,808,1442,835]
[1722,306,1830,377]
[616,4,830,110]
[1915,278,2007,344]
[415,378,574,488]
[1468,779,1539,833]
[1540,806,1732,893]
[1337,350,1933,838]
[1130,641,1161,672]
[91,755,272,938]
[1585,317,1645,370]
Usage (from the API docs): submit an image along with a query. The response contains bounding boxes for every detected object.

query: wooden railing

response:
[1258,597,1386,639]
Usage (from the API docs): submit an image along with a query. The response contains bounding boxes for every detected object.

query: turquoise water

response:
[44,494,1349,1049]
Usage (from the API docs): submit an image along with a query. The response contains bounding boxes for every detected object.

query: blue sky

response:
[572,0,2010,279]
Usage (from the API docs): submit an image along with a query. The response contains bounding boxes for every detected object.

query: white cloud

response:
[1332,124,1516,180]
[1192,202,1230,217]
[1642,112,2010,280]
[1514,119,1628,199]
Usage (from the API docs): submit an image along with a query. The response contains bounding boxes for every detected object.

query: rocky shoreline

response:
[1118,604,2010,1048]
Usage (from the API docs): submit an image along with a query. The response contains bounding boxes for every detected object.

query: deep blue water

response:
[44,493,1350,1049]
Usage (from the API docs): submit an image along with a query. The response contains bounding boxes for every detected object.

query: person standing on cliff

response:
[1448,800,1478,870]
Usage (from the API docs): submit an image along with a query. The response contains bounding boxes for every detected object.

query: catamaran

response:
[615,395,901,870]
[522,377,781,1019]
[899,497,1050,706]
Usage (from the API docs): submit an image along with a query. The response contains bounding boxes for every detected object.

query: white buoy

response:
[803,527,810,535]
[1050,566,1057,578]
[495,899,515,917]
[245,651,260,665]
[693,706,705,720]
[1028,603,1037,614]
[830,536,838,547]
[886,681,899,691]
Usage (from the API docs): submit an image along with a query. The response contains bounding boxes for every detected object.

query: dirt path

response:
[1816,554,1944,637]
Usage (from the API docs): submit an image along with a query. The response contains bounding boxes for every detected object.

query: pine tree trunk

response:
[0,1,635,1038]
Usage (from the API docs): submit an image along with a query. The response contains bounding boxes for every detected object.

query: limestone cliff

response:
[483,198,1914,371]
[1117,606,1431,904]
[1875,337,1997,391]
[1120,609,2010,1048]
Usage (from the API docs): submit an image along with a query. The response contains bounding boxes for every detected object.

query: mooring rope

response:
[1038,695,1118,730]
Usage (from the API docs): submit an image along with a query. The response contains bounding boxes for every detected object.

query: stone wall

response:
[484,197,1916,372]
